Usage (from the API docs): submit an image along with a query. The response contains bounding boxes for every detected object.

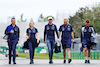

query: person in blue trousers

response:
[81,19,95,63]
[5,17,20,64]
[26,21,39,64]
[58,18,74,63]
[44,17,60,64]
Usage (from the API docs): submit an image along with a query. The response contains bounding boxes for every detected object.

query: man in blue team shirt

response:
[5,18,20,64]
[81,19,95,63]
[58,18,74,63]
[44,17,60,64]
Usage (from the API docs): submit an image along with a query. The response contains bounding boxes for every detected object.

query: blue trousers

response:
[46,39,55,61]
[8,39,18,62]
[28,39,36,61]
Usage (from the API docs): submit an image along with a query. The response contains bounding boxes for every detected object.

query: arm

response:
[55,25,59,39]
[80,28,83,43]
[71,26,74,42]
[26,33,29,39]
[91,26,95,35]
[26,29,29,39]
[5,27,10,35]
[36,33,39,43]
[58,31,61,38]
[44,26,46,43]
[18,28,20,38]
[58,26,62,40]
[71,32,74,42]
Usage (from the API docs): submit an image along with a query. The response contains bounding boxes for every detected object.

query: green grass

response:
[18,53,61,59]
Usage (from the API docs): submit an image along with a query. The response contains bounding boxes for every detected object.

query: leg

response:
[67,48,72,63]
[32,49,35,60]
[8,45,12,64]
[51,40,55,60]
[87,49,91,63]
[61,41,66,63]
[88,49,91,58]
[46,40,52,63]
[84,47,87,59]
[66,42,72,63]
[12,40,18,64]
[84,47,88,63]
[67,48,71,59]
[63,49,66,60]
[28,41,33,63]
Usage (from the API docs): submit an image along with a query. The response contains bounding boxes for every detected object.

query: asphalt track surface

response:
[0,54,100,67]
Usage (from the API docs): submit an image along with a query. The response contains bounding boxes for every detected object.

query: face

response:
[64,19,68,25]
[48,19,53,23]
[85,22,90,27]
[29,22,34,27]
[11,19,15,25]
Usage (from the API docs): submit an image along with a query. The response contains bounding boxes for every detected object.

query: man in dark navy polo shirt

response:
[81,19,95,63]
[44,17,59,64]
[59,18,74,63]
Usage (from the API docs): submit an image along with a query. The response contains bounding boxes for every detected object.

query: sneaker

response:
[68,59,72,63]
[63,60,66,63]
[85,60,87,63]
[49,61,53,64]
[87,60,90,63]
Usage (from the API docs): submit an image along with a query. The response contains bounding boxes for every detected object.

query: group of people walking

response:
[4,17,95,64]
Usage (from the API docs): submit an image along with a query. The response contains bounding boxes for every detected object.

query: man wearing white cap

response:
[44,17,59,64]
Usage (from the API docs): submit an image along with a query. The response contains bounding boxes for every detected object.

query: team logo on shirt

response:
[51,25,55,30]
[62,27,65,31]
[32,29,36,33]
[89,27,92,32]
[47,26,50,30]
[84,29,87,32]
[67,26,71,31]
[29,29,31,33]
[15,27,18,31]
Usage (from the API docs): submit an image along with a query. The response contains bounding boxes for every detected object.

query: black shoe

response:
[87,60,90,63]
[13,60,16,64]
[63,60,66,63]
[13,62,16,64]
[30,62,34,64]
[85,60,87,63]
[68,59,72,63]
[49,61,53,64]
[9,61,11,64]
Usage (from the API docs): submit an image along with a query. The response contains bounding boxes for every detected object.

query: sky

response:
[0,0,100,23]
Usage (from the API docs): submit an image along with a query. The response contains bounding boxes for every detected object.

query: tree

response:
[17,14,27,22]
[69,3,100,38]
[38,14,44,22]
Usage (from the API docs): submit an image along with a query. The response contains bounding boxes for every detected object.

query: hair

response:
[85,19,90,23]
[11,17,15,21]
[29,21,34,27]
